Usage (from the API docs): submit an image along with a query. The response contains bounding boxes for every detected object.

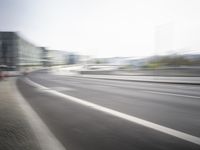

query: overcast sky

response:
[1,0,200,58]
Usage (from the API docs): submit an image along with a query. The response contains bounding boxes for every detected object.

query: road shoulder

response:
[0,78,40,150]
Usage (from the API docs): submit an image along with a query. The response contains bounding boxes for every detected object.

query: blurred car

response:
[0,65,8,80]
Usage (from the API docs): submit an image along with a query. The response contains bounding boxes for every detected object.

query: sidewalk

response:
[0,78,40,150]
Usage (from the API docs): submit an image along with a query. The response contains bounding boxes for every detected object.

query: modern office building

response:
[0,32,18,70]
[0,32,43,70]
[0,31,80,71]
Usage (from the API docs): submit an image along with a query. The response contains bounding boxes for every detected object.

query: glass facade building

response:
[0,32,43,70]
[0,32,78,71]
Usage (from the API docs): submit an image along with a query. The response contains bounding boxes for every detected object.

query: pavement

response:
[15,72,200,150]
[0,78,40,150]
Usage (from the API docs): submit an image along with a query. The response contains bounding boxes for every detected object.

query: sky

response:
[1,0,200,58]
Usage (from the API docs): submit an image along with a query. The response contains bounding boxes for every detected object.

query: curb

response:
[70,75,200,85]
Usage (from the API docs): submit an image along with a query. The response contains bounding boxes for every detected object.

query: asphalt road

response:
[16,71,200,150]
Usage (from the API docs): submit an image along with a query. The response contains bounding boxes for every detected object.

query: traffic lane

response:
[62,76,200,97]
[26,75,200,137]
[29,72,200,97]
[57,76,200,96]
[17,79,200,150]
[41,72,200,94]
[35,76,200,106]
[30,76,200,112]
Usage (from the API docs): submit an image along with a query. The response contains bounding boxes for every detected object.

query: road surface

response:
[16,71,200,150]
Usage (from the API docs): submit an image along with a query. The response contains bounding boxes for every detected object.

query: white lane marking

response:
[97,83,200,99]
[14,79,66,150]
[145,90,200,99]
[50,87,75,92]
[25,78,200,146]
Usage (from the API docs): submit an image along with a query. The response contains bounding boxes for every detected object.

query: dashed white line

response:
[25,78,200,146]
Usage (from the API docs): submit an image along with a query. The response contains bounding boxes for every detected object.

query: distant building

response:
[67,53,80,64]
[47,50,68,66]
[77,55,91,64]
[40,47,51,67]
